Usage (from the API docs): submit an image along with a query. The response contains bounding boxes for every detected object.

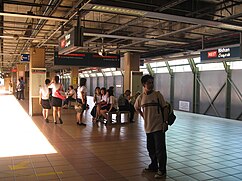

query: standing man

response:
[134,75,169,179]
[19,77,25,100]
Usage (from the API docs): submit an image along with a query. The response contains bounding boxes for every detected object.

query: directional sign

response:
[21,54,30,62]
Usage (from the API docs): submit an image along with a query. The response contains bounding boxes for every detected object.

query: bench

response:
[107,110,130,125]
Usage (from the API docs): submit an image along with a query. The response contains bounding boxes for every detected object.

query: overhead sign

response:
[200,46,241,62]
[21,54,30,62]
[58,26,83,54]
[54,52,120,68]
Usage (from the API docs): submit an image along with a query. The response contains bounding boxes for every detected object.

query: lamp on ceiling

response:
[98,38,105,56]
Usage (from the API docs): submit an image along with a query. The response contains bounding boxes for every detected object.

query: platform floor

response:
[0,92,242,181]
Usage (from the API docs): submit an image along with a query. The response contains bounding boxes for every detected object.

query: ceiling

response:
[1,0,242,72]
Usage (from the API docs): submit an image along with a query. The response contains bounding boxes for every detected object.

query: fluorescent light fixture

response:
[92,5,145,16]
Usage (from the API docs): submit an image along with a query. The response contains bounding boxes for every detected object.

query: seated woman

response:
[91,87,102,120]
[63,85,76,108]
[95,87,108,120]
[100,89,117,120]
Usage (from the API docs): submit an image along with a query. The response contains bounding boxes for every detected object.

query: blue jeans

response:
[146,130,167,172]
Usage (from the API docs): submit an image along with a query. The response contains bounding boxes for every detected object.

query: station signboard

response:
[200,45,241,62]
[58,26,83,54]
[54,52,120,68]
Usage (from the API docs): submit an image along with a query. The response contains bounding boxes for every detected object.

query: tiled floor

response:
[0,93,242,180]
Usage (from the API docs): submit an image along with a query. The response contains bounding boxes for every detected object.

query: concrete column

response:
[71,67,78,89]
[29,47,45,116]
[123,52,140,92]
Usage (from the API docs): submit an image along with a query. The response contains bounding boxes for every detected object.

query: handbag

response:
[74,102,83,113]
[54,84,66,100]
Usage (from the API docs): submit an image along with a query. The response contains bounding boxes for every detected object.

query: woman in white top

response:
[39,79,51,123]
[76,78,87,126]
[95,87,107,120]
[63,85,76,108]
[49,76,63,124]
[91,87,102,121]
[100,88,117,120]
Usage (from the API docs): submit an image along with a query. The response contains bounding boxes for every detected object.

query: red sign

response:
[208,51,217,58]
[11,68,17,72]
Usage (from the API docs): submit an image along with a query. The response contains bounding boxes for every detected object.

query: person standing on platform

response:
[49,76,63,124]
[9,80,13,93]
[39,79,51,123]
[19,77,25,100]
[76,78,87,126]
[134,75,169,179]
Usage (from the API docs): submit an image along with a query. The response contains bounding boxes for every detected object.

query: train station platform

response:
[0,91,242,181]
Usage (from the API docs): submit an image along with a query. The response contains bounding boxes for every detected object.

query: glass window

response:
[96,73,103,77]
[172,65,191,72]
[83,73,89,77]
[90,73,96,77]
[197,62,224,71]
[227,61,242,69]
[156,67,169,73]
[113,71,122,76]
[140,68,149,74]
[193,57,201,63]
[104,72,112,76]
[168,59,189,66]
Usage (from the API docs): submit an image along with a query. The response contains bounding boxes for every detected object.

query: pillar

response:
[71,67,78,89]
[29,47,46,116]
[123,52,140,94]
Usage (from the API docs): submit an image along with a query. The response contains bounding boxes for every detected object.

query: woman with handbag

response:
[39,79,51,123]
[49,76,64,124]
[76,78,87,126]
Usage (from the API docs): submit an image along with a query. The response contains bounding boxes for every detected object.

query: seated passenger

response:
[63,85,76,108]
[95,87,108,120]
[118,89,135,123]
[100,89,117,120]
[91,87,102,120]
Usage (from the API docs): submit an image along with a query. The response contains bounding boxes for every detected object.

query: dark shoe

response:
[154,170,166,179]
[76,122,80,125]
[59,118,63,124]
[143,167,158,173]
[45,118,49,123]
[54,121,57,124]
[80,122,86,126]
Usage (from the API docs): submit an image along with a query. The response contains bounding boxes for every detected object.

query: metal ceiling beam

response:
[84,32,187,44]
[86,3,242,31]
[0,12,68,22]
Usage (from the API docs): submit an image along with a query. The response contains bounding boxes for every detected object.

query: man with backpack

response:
[134,75,169,179]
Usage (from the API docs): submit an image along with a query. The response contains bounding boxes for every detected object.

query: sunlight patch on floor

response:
[0,95,57,157]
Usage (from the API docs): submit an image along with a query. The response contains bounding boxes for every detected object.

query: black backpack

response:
[164,101,176,126]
